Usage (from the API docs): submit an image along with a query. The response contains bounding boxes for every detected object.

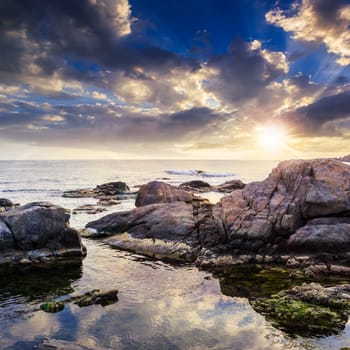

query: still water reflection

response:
[0,239,349,350]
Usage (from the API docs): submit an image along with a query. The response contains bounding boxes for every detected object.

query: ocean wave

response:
[201,172,235,178]
[165,170,235,177]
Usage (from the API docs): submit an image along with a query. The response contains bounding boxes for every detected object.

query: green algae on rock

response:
[251,283,350,336]
[40,289,119,313]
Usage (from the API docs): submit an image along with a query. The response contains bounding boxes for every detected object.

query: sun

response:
[256,124,288,151]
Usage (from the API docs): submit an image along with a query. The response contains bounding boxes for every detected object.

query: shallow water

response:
[1,160,350,349]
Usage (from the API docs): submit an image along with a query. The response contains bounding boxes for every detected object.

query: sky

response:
[1,0,350,160]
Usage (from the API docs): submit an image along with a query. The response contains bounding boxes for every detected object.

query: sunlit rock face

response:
[220,159,350,255]
[87,159,350,264]
[0,201,86,267]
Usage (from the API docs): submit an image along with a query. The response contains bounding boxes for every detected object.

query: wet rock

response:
[63,181,131,199]
[0,202,85,267]
[86,198,226,262]
[214,179,246,193]
[0,198,16,211]
[94,181,129,196]
[87,202,196,240]
[97,198,121,206]
[135,181,193,207]
[178,180,212,193]
[34,338,109,350]
[105,233,199,262]
[40,288,119,313]
[0,219,14,250]
[72,204,107,215]
[87,159,350,268]
[252,282,350,336]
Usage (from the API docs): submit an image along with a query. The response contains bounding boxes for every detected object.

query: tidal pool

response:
[1,239,350,350]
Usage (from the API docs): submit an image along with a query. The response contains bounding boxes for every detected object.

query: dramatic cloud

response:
[0,0,350,159]
[266,0,350,65]
[290,89,350,135]
[205,40,288,105]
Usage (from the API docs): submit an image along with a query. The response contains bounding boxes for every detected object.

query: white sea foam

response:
[165,169,235,177]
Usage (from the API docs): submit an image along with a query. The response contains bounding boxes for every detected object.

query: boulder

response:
[135,181,193,207]
[86,198,226,262]
[219,159,350,254]
[63,181,131,199]
[178,180,212,193]
[0,202,85,266]
[214,179,245,193]
[0,198,15,211]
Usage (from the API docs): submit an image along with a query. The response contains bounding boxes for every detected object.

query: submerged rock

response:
[135,181,193,207]
[72,204,107,215]
[0,202,86,267]
[251,282,350,336]
[63,181,132,200]
[40,289,118,313]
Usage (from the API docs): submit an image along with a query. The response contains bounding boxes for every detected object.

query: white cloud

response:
[266,0,350,65]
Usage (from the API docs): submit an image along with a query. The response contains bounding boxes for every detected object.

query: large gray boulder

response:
[0,202,85,267]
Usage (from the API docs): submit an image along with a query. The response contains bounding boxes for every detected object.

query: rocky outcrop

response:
[252,282,350,336]
[63,181,132,200]
[338,154,350,162]
[135,181,193,207]
[86,159,350,267]
[220,158,350,256]
[0,202,86,267]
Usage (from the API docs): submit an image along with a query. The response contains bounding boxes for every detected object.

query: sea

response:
[0,159,349,350]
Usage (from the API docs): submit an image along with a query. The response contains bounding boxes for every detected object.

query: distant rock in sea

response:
[62,181,135,206]
[86,158,350,273]
[63,181,131,199]
[0,201,86,267]
[338,154,350,162]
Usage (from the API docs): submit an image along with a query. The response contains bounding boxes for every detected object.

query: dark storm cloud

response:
[0,0,198,85]
[205,40,287,103]
[0,98,229,145]
[288,90,350,134]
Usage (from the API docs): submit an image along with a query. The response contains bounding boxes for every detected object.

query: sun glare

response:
[256,125,288,151]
